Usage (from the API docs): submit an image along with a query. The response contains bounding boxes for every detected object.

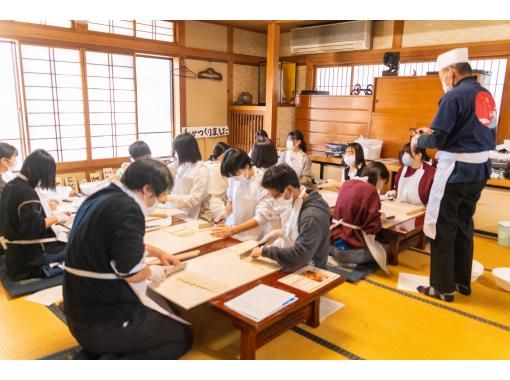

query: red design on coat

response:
[475,91,496,127]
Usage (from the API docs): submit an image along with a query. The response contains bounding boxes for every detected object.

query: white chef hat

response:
[436,47,469,71]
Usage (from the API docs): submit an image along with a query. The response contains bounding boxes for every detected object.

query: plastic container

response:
[471,260,484,282]
[354,137,383,160]
[492,268,510,292]
[498,221,510,247]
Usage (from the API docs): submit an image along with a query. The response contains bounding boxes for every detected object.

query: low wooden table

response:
[209,271,344,360]
[378,214,426,265]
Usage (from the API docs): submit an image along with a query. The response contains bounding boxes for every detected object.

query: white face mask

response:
[286,140,294,151]
[143,192,159,216]
[275,188,293,207]
[343,154,355,167]
[401,153,413,167]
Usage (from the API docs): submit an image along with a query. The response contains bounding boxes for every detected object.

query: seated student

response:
[0,150,70,280]
[277,131,313,186]
[248,130,269,157]
[249,164,331,272]
[206,142,231,221]
[113,140,152,180]
[317,142,366,190]
[212,148,274,241]
[329,162,390,273]
[251,136,278,171]
[387,143,436,205]
[0,142,18,198]
[167,133,211,221]
[63,159,192,360]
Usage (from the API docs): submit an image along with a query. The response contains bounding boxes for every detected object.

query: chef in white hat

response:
[411,47,497,302]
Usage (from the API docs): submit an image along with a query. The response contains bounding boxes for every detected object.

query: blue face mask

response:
[402,153,414,167]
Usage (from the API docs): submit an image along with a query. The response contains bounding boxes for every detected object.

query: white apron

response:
[424,150,489,239]
[271,186,307,248]
[62,260,190,326]
[330,219,389,274]
[396,165,425,206]
[285,150,305,178]
[227,176,263,241]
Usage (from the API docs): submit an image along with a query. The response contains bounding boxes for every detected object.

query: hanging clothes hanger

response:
[197,62,223,81]
[173,64,197,79]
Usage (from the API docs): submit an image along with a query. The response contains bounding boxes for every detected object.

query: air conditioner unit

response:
[290,21,372,54]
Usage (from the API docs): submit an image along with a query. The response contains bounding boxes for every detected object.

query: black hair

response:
[208,142,231,161]
[220,148,252,177]
[287,131,307,153]
[256,130,268,138]
[452,62,473,76]
[362,161,390,186]
[172,132,202,164]
[251,137,278,169]
[401,143,429,163]
[0,142,18,161]
[128,140,152,160]
[20,149,56,190]
[121,158,173,196]
[345,142,366,169]
[261,163,300,193]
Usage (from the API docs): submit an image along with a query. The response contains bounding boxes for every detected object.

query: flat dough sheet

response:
[150,240,280,310]
[144,221,222,255]
[380,201,425,229]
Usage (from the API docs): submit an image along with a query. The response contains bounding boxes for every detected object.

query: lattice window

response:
[20,44,87,163]
[87,20,135,36]
[315,66,352,95]
[86,51,137,159]
[0,41,24,170]
[135,21,175,42]
[135,55,173,157]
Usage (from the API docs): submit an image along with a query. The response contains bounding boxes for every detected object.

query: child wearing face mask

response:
[277,131,313,186]
[249,164,331,272]
[0,142,18,198]
[386,143,436,206]
[317,143,366,191]
[211,148,275,241]
[329,162,390,272]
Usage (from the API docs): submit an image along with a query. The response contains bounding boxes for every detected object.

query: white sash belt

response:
[62,263,190,325]
[0,236,59,250]
[331,219,389,274]
[424,151,489,239]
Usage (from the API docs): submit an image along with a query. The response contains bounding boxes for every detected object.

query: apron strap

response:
[61,264,119,280]
[0,236,59,250]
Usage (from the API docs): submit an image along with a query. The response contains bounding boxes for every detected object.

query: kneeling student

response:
[63,158,192,359]
[250,164,330,272]
[329,161,390,273]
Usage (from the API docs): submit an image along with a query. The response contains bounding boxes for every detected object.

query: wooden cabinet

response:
[370,76,443,158]
[295,95,371,155]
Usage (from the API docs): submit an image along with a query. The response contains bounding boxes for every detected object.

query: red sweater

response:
[331,180,382,249]
[394,163,436,205]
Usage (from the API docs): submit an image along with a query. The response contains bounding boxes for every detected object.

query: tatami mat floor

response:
[0,236,509,360]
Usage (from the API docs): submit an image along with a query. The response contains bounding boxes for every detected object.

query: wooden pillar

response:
[263,22,280,141]
[227,27,234,146]
[177,21,186,132]
[392,21,404,49]
[305,59,314,90]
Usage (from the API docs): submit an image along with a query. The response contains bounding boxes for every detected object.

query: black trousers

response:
[430,180,486,294]
[68,307,193,360]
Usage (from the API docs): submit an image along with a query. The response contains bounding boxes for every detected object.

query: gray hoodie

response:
[262,190,331,272]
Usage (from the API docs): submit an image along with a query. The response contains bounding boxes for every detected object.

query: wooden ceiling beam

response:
[0,21,263,65]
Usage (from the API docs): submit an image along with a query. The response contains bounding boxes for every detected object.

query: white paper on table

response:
[319,190,338,208]
[25,286,63,306]
[397,272,429,293]
[319,296,345,323]
[145,217,173,228]
[224,284,297,322]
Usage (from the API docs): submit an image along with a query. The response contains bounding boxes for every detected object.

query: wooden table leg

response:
[240,329,257,360]
[388,239,400,266]
[305,298,321,328]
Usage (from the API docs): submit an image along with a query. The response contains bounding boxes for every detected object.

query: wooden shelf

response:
[229,105,266,112]
[487,178,510,189]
